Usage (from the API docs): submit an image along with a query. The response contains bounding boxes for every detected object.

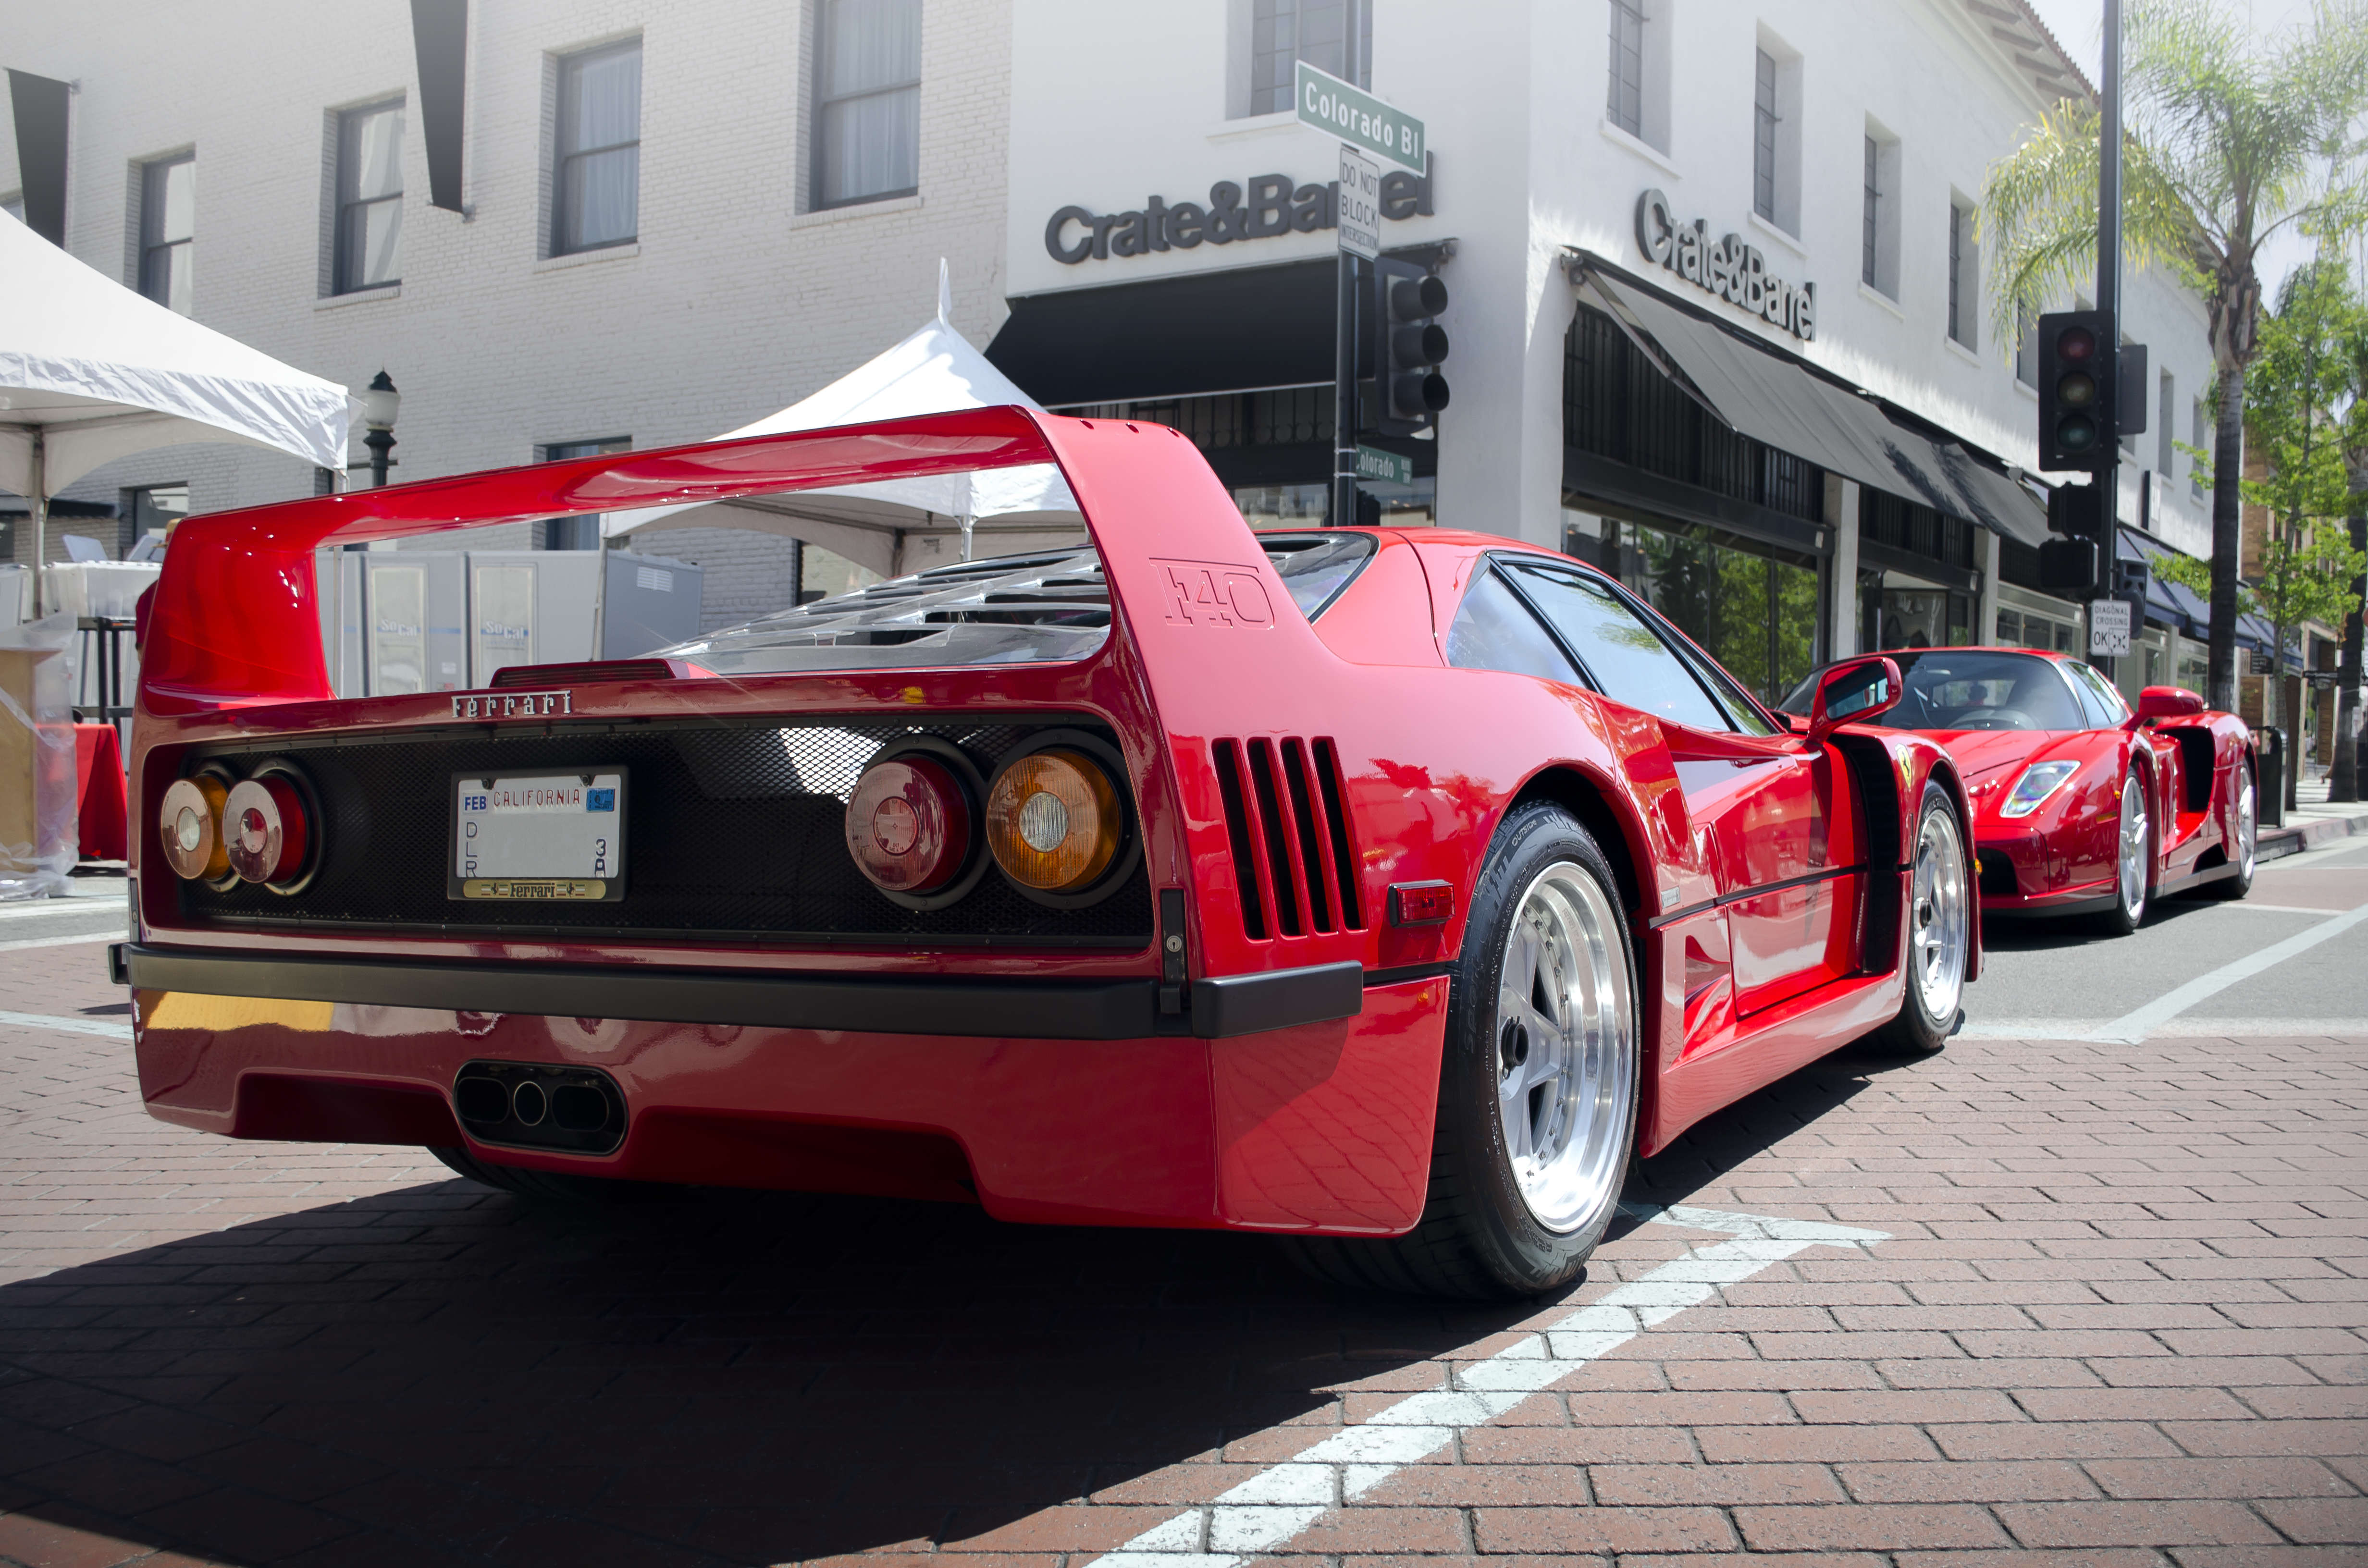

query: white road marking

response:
[1088,1203,1888,1568]
[2084,901,2368,1043]
[2206,902,2364,915]
[0,1007,131,1040]
[0,931,119,955]
[1962,1016,2368,1040]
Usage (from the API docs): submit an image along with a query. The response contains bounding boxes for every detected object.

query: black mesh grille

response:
[1976,848,2022,899]
[175,718,1150,947]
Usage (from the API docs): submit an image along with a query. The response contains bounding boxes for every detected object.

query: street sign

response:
[1355,444,1412,486]
[1336,144,1381,259]
[1295,61,1426,172]
[2088,598,2132,657]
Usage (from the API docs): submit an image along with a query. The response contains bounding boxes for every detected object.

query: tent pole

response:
[590,529,609,661]
[28,430,44,619]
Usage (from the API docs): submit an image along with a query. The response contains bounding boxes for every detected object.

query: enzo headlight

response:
[1998,760,2079,818]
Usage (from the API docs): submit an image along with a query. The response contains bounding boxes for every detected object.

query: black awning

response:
[1574,257,2052,548]
[987,259,1335,407]
[409,0,469,213]
[6,71,71,246]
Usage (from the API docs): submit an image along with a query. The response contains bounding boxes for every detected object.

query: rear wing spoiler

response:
[138,406,1338,723]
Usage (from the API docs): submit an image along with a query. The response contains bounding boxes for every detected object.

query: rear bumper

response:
[124,950,1447,1236]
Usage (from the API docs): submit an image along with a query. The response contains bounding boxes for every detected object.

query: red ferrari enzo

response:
[1780,648,2257,933]
[120,408,1978,1298]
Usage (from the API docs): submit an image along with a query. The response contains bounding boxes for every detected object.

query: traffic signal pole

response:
[1332,248,1358,529]
[2091,0,2122,681]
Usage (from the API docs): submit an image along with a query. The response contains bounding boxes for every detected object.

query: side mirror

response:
[2136,685,2204,723]
[1807,656,1903,747]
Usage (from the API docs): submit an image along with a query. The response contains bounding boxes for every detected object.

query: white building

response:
[3,0,2224,698]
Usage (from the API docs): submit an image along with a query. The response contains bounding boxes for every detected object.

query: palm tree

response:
[1983,0,2368,711]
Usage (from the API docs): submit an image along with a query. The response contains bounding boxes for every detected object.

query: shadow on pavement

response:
[0,1038,1903,1566]
[1976,889,2228,952]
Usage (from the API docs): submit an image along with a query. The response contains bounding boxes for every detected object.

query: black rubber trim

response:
[1189,960,1364,1039]
[1983,891,2120,919]
[1364,961,1453,988]
[125,944,1156,1041]
[1646,864,1863,930]
[123,945,1371,1042]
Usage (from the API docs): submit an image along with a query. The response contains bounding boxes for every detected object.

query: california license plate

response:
[450,771,626,901]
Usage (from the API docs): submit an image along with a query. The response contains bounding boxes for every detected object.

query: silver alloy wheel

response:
[1493,860,1634,1234]
[1908,804,1969,1026]
[2235,775,2257,880]
[2117,766,2149,921]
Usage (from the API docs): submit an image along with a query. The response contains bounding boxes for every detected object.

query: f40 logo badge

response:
[1153,560,1274,629]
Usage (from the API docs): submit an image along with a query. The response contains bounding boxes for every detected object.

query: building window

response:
[539,438,629,549]
[333,100,405,294]
[1946,199,1976,348]
[553,40,641,255]
[139,153,196,313]
[1250,0,1370,117]
[120,483,189,559]
[1753,49,1779,222]
[814,0,922,208]
[1861,137,1880,286]
[2158,371,2175,477]
[2191,396,2208,497]
[2015,303,2037,386]
[1607,0,1645,136]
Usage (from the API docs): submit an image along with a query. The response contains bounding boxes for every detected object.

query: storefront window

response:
[1877,586,1971,650]
[1589,515,1818,704]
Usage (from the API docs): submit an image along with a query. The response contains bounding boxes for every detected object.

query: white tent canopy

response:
[603,263,1079,578]
[0,211,351,607]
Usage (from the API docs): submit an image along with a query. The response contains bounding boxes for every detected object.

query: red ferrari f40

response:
[122,409,1979,1297]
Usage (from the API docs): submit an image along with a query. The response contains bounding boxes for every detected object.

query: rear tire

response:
[2091,763,2152,936]
[430,1145,664,1204]
[1284,804,1640,1299]
[1875,781,1971,1055]
[2201,770,2257,900]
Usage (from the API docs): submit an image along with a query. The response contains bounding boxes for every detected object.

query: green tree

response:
[1983,0,2368,713]
[2330,264,2368,803]
[2158,259,2368,807]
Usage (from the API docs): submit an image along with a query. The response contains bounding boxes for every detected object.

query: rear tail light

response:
[986,749,1121,893]
[846,754,973,894]
[158,775,231,881]
[222,774,312,885]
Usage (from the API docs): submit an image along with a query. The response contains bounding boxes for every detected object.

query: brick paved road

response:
[0,864,2360,1567]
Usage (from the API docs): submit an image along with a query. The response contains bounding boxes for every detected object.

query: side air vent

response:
[1211,735,1364,942]
[489,659,687,688]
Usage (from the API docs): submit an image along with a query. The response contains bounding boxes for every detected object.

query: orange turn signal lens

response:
[986,749,1120,892]
[845,754,972,894]
[158,775,231,882]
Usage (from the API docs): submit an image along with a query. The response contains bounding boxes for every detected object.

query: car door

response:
[1490,559,1857,1018]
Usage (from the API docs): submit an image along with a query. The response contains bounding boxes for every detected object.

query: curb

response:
[2258,805,2368,864]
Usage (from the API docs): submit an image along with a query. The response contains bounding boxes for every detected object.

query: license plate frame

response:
[448,768,629,902]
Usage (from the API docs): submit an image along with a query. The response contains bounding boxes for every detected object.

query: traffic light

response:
[2036,309,2117,470]
[1372,257,1449,437]
[2038,537,2097,590]
[2046,480,2101,538]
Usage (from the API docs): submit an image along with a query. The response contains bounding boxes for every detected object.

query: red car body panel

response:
[125,407,1974,1233]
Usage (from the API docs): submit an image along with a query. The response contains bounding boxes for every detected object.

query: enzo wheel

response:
[2202,771,2257,900]
[1284,803,1639,1299]
[2093,763,2152,936]
[1876,781,1970,1054]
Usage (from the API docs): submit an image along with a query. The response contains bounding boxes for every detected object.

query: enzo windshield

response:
[1778,650,2089,732]
[659,532,1372,677]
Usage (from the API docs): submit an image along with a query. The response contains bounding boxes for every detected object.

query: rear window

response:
[662,534,1371,677]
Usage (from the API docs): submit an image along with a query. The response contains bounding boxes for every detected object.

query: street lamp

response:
[358,369,400,488]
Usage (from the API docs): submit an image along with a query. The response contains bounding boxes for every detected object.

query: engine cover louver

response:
[1211,736,1362,941]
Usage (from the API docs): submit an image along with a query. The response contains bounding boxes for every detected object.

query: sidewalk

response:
[2261,773,2368,862]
